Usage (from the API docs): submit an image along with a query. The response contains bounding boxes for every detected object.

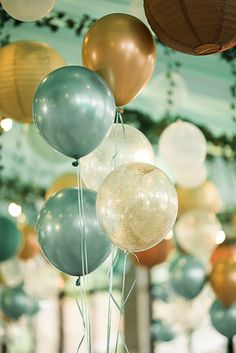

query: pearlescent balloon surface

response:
[96,162,178,252]
[81,124,154,191]
[33,66,115,159]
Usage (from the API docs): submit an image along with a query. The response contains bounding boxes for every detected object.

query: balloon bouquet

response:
[29,12,178,353]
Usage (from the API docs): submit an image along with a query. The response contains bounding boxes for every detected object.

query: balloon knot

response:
[117,106,124,114]
[72,159,79,167]
[76,277,81,287]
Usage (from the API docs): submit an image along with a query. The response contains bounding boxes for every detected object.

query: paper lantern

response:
[0,41,66,123]
[144,0,236,55]
[133,239,172,268]
[176,181,222,215]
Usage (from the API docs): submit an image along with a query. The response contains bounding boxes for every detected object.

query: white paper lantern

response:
[159,121,207,168]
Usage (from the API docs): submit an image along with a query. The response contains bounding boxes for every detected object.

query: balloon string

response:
[76,164,91,353]
[106,245,115,353]
[117,111,126,140]
[74,288,85,353]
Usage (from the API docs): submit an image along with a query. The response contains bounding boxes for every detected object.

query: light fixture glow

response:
[0,118,13,131]
[215,230,226,245]
[8,202,22,218]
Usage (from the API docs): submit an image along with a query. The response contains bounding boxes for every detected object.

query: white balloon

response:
[81,124,154,191]
[1,0,56,22]
[0,258,24,287]
[24,256,62,300]
[174,163,207,189]
[175,209,222,259]
[159,121,207,169]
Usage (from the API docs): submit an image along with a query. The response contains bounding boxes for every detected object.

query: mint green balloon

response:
[170,255,205,299]
[0,216,23,262]
[1,285,29,320]
[33,66,115,159]
[210,300,236,338]
[37,188,112,276]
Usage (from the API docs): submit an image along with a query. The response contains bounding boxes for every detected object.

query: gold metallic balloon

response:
[81,123,154,191]
[18,224,40,261]
[46,173,79,199]
[0,41,66,123]
[96,163,178,252]
[82,13,156,107]
[210,258,236,307]
[176,181,222,215]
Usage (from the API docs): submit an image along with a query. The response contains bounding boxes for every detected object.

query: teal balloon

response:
[27,298,40,316]
[210,300,236,338]
[151,281,174,302]
[37,188,112,277]
[0,216,23,262]
[33,66,115,159]
[168,251,182,272]
[151,320,175,342]
[1,286,29,320]
[113,250,131,276]
[170,255,205,299]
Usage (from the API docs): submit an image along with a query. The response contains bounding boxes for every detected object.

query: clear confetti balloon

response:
[175,209,222,259]
[81,124,154,191]
[96,162,178,252]
[159,121,207,168]
[1,0,56,22]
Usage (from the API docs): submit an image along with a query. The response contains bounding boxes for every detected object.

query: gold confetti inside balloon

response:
[0,41,66,123]
[81,123,154,191]
[96,162,178,252]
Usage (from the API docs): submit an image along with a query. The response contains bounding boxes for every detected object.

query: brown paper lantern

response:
[0,41,66,123]
[133,239,172,268]
[176,181,222,215]
[144,0,236,55]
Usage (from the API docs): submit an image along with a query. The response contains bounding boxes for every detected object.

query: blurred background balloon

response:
[37,188,112,276]
[81,123,154,191]
[158,121,207,169]
[1,285,30,320]
[210,240,236,264]
[210,300,236,338]
[210,257,236,307]
[0,258,24,287]
[33,66,115,159]
[174,163,207,189]
[170,254,206,300]
[97,163,178,252]
[0,216,23,262]
[26,124,69,164]
[45,173,78,199]
[133,239,172,268]
[1,0,56,21]
[0,41,66,123]
[24,256,63,300]
[82,13,156,107]
[175,209,222,259]
[150,320,176,342]
[18,224,40,261]
[176,181,222,215]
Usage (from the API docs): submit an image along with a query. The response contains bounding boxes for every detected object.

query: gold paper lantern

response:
[0,41,66,123]
[144,0,236,55]
[177,181,222,215]
[46,173,79,200]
